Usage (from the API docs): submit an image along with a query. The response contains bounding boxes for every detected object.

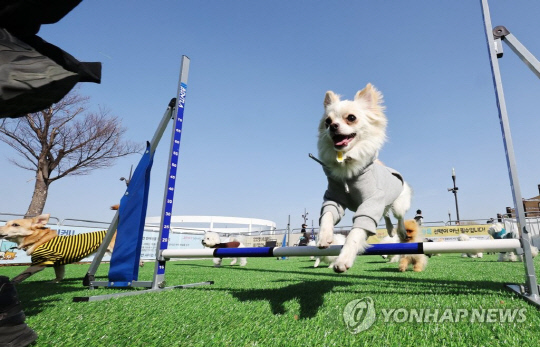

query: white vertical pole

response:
[480,0,539,299]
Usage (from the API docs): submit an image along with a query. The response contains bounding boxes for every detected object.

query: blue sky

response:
[2,0,540,230]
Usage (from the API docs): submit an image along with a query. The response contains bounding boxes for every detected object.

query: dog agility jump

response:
[73,0,540,307]
[162,239,521,259]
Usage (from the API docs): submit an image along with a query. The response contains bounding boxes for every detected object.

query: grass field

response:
[4,253,540,347]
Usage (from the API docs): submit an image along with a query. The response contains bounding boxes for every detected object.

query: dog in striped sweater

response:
[0,214,115,284]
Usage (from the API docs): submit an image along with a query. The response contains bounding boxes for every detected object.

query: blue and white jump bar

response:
[162,239,521,259]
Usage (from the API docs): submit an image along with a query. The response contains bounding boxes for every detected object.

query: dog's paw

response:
[389,255,400,263]
[399,258,409,272]
[313,258,320,268]
[332,248,356,273]
[213,257,223,267]
[317,233,334,249]
[332,236,369,273]
[332,259,352,273]
[230,258,238,266]
[333,249,359,272]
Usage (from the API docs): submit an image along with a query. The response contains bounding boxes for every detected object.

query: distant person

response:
[414,209,423,225]
[298,224,309,246]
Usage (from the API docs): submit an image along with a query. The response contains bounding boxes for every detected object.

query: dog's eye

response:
[346,114,356,122]
[11,223,19,227]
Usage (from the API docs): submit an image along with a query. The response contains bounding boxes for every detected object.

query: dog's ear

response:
[354,83,384,109]
[324,91,340,108]
[32,214,50,228]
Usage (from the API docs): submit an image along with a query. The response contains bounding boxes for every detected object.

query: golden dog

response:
[0,214,115,283]
[398,219,427,272]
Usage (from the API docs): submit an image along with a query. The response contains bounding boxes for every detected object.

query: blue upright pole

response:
[280,233,287,260]
[153,56,190,289]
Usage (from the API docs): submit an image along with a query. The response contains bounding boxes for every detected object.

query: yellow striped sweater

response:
[31,230,107,266]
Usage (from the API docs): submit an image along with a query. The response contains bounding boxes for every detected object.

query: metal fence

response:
[2,211,539,240]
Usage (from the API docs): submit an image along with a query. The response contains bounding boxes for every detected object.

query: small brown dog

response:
[398,219,427,272]
[0,214,115,283]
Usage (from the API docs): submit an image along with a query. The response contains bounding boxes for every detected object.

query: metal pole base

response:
[505,283,540,308]
[73,281,214,302]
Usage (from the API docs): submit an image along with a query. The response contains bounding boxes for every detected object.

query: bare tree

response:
[0,91,143,217]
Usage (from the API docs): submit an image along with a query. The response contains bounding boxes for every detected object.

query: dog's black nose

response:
[330,123,339,131]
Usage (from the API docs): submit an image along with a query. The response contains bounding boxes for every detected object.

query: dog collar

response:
[212,241,240,249]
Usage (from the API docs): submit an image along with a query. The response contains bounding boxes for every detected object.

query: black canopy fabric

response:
[0,0,102,118]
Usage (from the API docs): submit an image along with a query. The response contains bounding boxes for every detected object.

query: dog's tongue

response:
[334,135,352,147]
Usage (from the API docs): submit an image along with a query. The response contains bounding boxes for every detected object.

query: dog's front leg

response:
[384,215,395,237]
[333,228,369,273]
[213,258,222,267]
[396,218,407,242]
[52,265,65,283]
[398,256,409,272]
[313,257,321,268]
[317,212,334,248]
[11,265,46,284]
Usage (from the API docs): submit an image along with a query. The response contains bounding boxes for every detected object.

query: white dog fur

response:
[457,234,483,258]
[307,239,317,260]
[316,84,412,273]
[380,234,400,263]
[201,231,247,267]
[313,234,346,268]
[487,222,538,262]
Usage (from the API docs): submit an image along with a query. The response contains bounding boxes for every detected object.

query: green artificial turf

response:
[3,254,540,347]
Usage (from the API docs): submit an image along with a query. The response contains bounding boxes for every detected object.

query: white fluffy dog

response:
[380,234,400,263]
[313,234,346,268]
[488,222,538,262]
[425,238,443,257]
[315,84,412,273]
[457,234,483,258]
[307,239,317,260]
[201,231,247,267]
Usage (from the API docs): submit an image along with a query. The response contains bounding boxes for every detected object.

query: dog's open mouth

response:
[332,133,356,148]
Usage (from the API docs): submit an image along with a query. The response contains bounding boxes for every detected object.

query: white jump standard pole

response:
[480,0,540,307]
[161,239,521,259]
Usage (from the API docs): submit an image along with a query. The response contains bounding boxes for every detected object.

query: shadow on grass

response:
[13,274,108,316]
[174,261,520,298]
[193,279,353,319]
[231,279,352,319]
